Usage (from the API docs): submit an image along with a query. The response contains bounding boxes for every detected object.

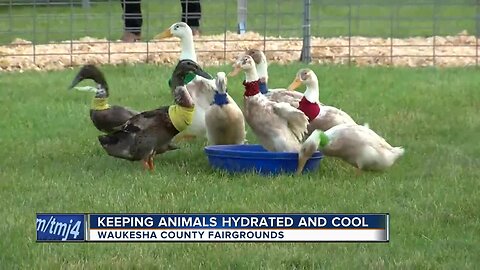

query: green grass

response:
[0,63,479,268]
[0,0,477,44]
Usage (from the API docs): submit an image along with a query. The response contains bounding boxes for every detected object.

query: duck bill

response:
[228,65,242,77]
[194,69,213,80]
[296,155,309,175]
[154,28,173,40]
[287,78,302,91]
[68,75,83,89]
[72,86,98,92]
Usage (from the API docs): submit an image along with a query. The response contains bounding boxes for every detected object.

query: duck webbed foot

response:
[143,160,149,170]
[147,156,154,171]
[142,152,155,171]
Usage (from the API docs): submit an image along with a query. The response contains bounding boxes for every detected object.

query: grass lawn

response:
[0,0,477,44]
[0,63,479,268]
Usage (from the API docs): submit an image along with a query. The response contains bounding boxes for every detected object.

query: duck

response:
[97,59,212,170]
[297,124,405,175]
[154,22,216,142]
[287,68,357,134]
[68,65,139,133]
[233,55,309,152]
[229,49,305,108]
[205,72,246,145]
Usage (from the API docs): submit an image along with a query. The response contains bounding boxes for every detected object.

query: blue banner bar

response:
[89,214,387,229]
[36,214,86,242]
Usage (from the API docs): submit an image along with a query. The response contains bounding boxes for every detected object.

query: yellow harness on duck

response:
[168,105,195,132]
[92,98,111,111]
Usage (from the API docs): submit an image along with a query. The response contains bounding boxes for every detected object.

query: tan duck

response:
[297,124,405,174]
[287,68,357,134]
[68,65,139,133]
[205,72,246,145]
[97,60,212,170]
[231,55,308,152]
[155,22,216,142]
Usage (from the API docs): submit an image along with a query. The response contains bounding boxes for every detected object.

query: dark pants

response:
[181,0,201,28]
[121,0,142,35]
[122,0,202,34]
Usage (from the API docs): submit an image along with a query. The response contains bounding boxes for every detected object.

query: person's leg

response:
[121,0,142,41]
[180,0,201,35]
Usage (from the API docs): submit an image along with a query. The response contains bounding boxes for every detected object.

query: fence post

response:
[476,0,479,66]
[475,0,480,39]
[237,0,247,34]
[477,0,480,37]
[82,0,90,8]
[301,0,311,63]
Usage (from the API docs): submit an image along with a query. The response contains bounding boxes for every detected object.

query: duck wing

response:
[266,90,302,107]
[272,102,309,142]
[309,106,357,132]
[90,106,138,133]
[97,131,137,161]
[120,108,167,133]
[322,106,356,123]
[354,125,396,151]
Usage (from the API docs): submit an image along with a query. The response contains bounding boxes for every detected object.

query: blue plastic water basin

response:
[204,144,323,175]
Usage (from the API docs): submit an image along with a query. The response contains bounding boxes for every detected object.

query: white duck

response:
[287,68,357,134]
[205,72,246,145]
[297,124,405,175]
[155,22,216,141]
[231,55,309,152]
[229,49,305,108]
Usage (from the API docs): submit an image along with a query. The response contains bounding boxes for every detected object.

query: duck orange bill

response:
[228,65,242,77]
[296,155,309,175]
[154,28,173,40]
[287,78,302,91]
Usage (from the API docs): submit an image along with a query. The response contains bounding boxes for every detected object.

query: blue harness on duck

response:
[258,80,269,94]
[211,91,229,107]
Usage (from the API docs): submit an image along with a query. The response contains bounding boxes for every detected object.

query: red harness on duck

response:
[243,80,260,97]
[298,96,320,122]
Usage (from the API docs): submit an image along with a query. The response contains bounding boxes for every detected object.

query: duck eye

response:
[299,72,308,80]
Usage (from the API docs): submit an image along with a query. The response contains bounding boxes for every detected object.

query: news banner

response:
[36,213,389,242]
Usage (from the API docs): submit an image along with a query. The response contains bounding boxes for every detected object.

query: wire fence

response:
[0,0,479,72]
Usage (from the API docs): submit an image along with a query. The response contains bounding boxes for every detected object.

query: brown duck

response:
[68,65,139,133]
[97,59,212,170]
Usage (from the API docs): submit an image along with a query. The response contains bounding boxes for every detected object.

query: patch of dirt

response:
[0,30,477,72]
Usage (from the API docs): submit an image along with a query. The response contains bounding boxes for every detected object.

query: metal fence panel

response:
[0,0,478,72]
